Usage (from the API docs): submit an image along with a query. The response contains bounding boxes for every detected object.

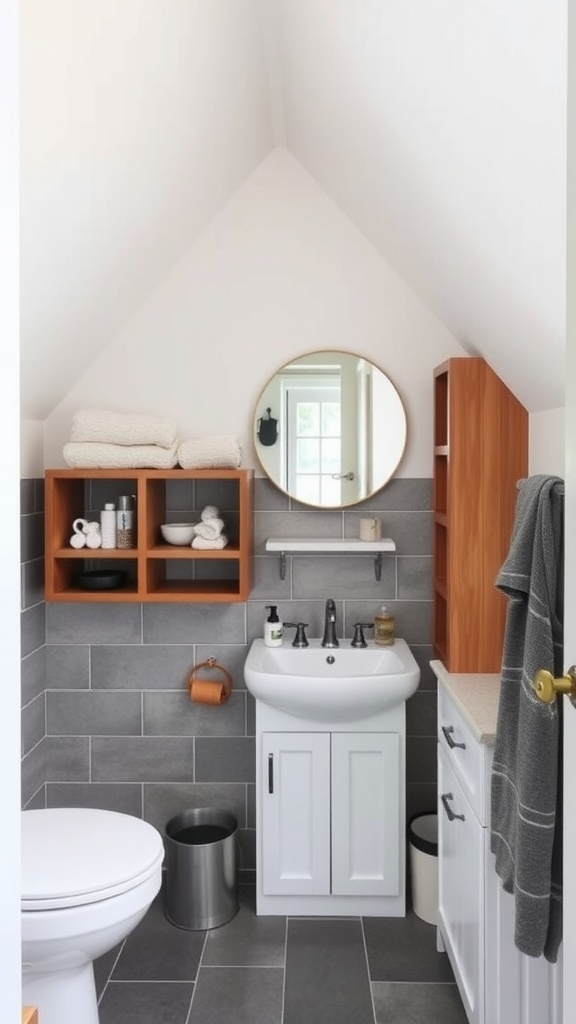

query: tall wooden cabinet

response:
[433,358,528,672]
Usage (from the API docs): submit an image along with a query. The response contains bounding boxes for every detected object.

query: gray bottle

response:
[116,495,135,549]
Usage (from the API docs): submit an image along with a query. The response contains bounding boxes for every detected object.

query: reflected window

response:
[287,386,341,504]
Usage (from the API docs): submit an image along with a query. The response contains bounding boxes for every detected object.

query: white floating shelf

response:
[265,538,396,553]
[265,537,396,580]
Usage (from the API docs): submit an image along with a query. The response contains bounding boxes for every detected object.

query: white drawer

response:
[438,682,490,825]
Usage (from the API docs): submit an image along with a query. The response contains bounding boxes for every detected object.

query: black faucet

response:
[321,598,339,648]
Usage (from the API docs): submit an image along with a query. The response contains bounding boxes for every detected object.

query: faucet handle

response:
[351,622,374,648]
[284,622,310,648]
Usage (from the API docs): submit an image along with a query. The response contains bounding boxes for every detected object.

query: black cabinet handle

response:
[441,792,465,822]
[441,725,466,750]
[268,753,274,794]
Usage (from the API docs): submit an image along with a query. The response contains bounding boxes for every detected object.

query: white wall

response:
[44,148,466,475]
[1,1,22,1018]
[529,408,565,476]
[21,418,44,478]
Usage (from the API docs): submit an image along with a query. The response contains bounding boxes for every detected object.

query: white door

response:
[261,732,331,895]
[331,731,401,896]
[562,360,575,1016]
[564,3,576,1015]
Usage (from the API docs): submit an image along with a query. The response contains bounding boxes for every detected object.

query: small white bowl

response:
[160,523,196,545]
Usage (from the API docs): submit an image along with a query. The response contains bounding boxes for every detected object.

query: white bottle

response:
[100,503,116,549]
[264,605,283,647]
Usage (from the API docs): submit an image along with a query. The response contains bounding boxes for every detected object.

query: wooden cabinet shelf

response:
[45,468,254,603]
[432,358,528,672]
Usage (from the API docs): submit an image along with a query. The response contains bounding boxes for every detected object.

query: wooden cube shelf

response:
[44,468,254,602]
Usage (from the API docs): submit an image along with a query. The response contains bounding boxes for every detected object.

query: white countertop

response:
[430,660,501,746]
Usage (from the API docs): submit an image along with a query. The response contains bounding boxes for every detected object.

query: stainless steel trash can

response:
[408,812,438,925]
[164,808,239,930]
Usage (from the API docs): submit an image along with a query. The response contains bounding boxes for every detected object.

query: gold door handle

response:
[533,666,576,704]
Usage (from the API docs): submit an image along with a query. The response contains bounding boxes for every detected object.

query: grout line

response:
[96,938,126,1006]
[360,917,378,1024]
[280,916,288,1024]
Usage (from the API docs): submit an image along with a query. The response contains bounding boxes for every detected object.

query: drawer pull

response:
[442,725,466,750]
[441,792,465,822]
[268,753,274,794]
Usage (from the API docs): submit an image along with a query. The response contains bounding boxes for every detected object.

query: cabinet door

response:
[261,732,331,895]
[438,746,484,1024]
[332,732,400,896]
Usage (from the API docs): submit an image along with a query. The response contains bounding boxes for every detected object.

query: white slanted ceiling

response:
[274,0,566,412]
[20,0,566,420]
[20,0,275,419]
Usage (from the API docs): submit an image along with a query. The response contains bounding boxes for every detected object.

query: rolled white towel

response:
[63,441,178,469]
[192,535,228,550]
[201,505,220,521]
[177,436,242,470]
[71,408,178,448]
[193,518,225,541]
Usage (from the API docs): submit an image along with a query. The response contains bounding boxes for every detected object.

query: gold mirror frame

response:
[253,350,407,508]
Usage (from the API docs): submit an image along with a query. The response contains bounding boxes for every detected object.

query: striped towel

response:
[490,474,564,963]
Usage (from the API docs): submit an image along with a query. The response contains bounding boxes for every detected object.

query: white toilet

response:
[21,807,164,1024]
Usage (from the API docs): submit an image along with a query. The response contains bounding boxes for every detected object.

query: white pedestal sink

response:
[244,636,420,723]
[244,637,421,917]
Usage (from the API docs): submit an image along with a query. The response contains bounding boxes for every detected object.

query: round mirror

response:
[253,350,407,508]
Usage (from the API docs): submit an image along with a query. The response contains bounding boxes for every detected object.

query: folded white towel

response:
[192,535,228,550]
[71,408,178,449]
[193,518,225,541]
[201,505,220,521]
[177,436,242,469]
[63,441,178,469]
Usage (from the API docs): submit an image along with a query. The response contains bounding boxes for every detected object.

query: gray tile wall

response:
[21,478,46,808]
[21,476,438,879]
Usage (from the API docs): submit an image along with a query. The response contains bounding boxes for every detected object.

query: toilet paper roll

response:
[191,678,230,705]
[187,659,232,706]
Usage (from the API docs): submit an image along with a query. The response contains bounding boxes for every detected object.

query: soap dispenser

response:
[374,605,395,646]
[264,606,283,647]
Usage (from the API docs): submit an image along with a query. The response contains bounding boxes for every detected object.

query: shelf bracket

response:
[274,548,382,581]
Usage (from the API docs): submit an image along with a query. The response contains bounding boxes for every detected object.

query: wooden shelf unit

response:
[45,468,254,602]
[433,358,528,671]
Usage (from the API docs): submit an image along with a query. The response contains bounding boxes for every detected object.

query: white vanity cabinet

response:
[255,702,406,916]
[435,666,561,1024]
[437,704,487,1024]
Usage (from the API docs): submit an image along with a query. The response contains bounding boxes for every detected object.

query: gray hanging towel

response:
[490,474,564,963]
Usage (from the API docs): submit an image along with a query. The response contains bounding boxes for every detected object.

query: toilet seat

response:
[22,808,164,911]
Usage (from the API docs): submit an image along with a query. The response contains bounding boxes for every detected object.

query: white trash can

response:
[408,813,438,925]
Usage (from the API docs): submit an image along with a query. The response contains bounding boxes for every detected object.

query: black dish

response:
[74,569,128,590]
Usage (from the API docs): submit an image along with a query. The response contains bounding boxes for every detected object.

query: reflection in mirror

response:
[253,351,407,508]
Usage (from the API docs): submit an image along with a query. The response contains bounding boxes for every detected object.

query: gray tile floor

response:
[95,886,467,1024]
